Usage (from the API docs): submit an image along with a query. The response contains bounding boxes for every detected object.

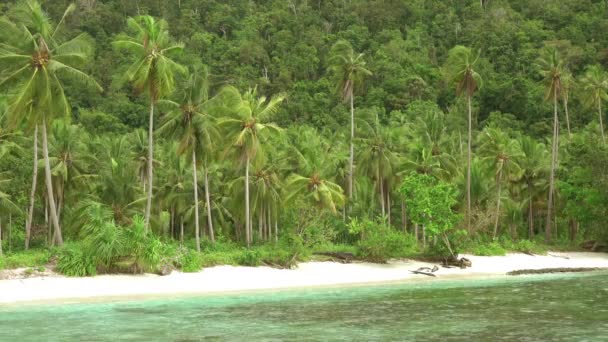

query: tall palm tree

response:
[0,1,101,246]
[328,40,372,205]
[444,45,482,232]
[579,64,608,144]
[113,15,186,232]
[219,86,284,247]
[158,68,219,250]
[537,48,563,243]
[517,136,549,239]
[478,127,523,239]
[561,69,574,138]
[0,173,22,256]
[357,113,397,217]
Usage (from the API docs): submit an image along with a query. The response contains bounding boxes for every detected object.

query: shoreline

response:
[1,252,607,305]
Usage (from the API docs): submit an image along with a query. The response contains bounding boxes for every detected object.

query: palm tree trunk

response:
[45,196,49,246]
[0,219,2,256]
[415,223,419,241]
[274,218,278,243]
[258,208,263,242]
[546,89,559,243]
[378,173,385,217]
[144,100,155,233]
[8,214,11,253]
[563,97,571,138]
[25,125,38,250]
[180,216,184,247]
[348,91,355,203]
[387,186,391,226]
[41,117,63,246]
[466,95,472,232]
[528,184,534,239]
[245,156,251,247]
[203,160,215,243]
[493,165,503,240]
[267,206,272,241]
[401,200,407,232]
[598,99,605,144]
[192,149,201,252]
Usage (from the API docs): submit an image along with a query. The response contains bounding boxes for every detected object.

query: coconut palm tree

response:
[561,69,574,138]
[579,64,608,144]
[158,68,219,250]
[328,40,372,205]
[0,173,22,256]
[0,1,101,246]
[478,127,523,239]
[537,47,564,243]
[517,136,550,239]
[113,15,186,232]
[219,86,284,247]
[444,45,482,232]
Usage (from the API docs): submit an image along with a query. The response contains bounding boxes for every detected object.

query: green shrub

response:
[349,218,417,263]
[0,249,51,270]
[504,239,548,255]
[236,249,262,266]
[56,244,97,277]
[472,242,507,256]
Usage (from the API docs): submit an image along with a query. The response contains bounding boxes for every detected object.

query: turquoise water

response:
[1,273,607,341]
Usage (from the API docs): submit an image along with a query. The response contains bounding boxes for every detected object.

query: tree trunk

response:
[348,91,355,203]
[0,219,2,256]
[378,173,385,217]
[179,216,184,247]
[25,125,38,250]
[8,214,11,253]
[387,186,391,226]
[41,117,63,246]
[599,99,605,144]
[528,185,534,239]
[546,88,559,243]
[492,165,503,240]
[245,156,251,247]
[203,160,215,243]
[144,100,155,233]
[466,95,472,232]
[401,200,407,232]
[415,223,419,241]
[563,97,571,138]
[45,197,49,246]
[258,208,263,242]
[192,149,201,252]
[274,218,278,243]
[267,206,272,241]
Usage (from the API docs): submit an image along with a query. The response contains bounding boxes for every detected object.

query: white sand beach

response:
[1,252,607,305]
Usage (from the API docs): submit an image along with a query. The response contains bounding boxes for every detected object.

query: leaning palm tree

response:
[219,86,284,247]
[478,127,523,239]
[444,45,482,232]
[579,64,608,144]
[158,68,219,250]
[561,69,574,138]
[0,1,101,246]
[536,47,564,243]
[328,40,372,205]
[113,15,186,232]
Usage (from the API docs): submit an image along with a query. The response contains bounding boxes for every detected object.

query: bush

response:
[503,239,548,255]
[349,218,417,263]
[56,244,97,277]
[0,249,51,270]
[472,242,507,256]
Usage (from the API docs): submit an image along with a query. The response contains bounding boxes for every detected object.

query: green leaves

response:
[444,45,482,98]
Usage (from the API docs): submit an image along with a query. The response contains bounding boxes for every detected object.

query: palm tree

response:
[478,127,523,239]
[357,113,397,217]
[517,136,550,239]
[579,65,608,144]
[219,86,284,247]
[286,127,345,215]
[158,69,219,250]
[113,15,186,232]
[561,69,574,138]
[444,45,482,232]
[328,40,372,205]
[537,48,564,243]
[0,173,22,256]
[0,1,101,246]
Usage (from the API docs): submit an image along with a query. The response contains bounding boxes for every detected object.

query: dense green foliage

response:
[1,0,608,274]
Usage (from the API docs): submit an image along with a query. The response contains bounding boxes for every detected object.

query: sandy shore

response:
[1,252,607,305]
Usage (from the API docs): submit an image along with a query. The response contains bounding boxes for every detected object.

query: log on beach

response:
[409,270,437,277]
[313,252,356,263]
[507,267,608,276]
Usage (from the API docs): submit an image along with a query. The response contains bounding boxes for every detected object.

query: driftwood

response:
[581,240,608,252]
[313,252,355,263]
[507,267,608,276]
[442,256,472,269]
[410,270,436,277]
[410,265,439,277]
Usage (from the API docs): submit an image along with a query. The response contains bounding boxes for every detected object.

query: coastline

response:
[1,252,607,305]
